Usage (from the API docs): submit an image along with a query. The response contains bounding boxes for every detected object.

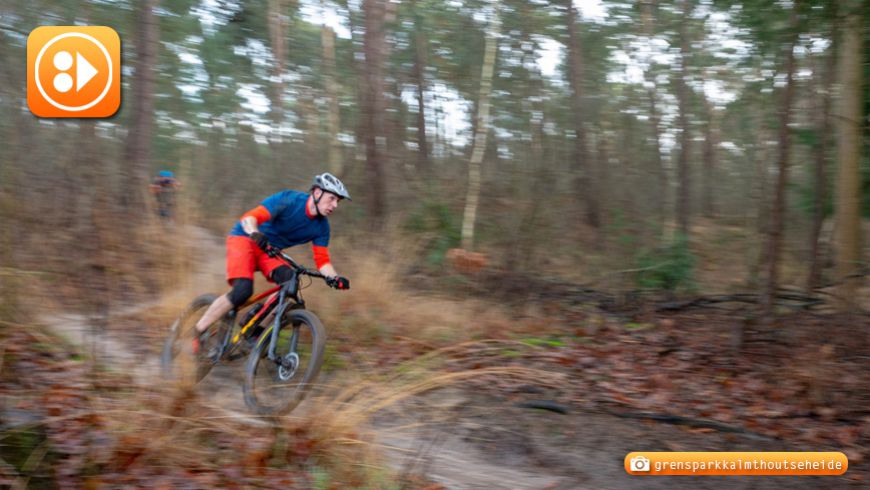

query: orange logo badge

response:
[27,26,120,118]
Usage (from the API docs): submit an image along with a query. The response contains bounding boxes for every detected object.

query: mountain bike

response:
[161,249,329,415]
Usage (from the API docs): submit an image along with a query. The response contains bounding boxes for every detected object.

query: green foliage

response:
[403,201,461,266]
[793,127,820,148]
[521,337,564,348]
[624,322,654,331]
[0,427,56,488]
[635,234,696,293]
[793,178,834,218]
[320,343,346,373]
[311,467,330,490]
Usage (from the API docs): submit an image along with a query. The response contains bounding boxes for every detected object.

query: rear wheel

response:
[161,294,230,384]
[243,309,326,414]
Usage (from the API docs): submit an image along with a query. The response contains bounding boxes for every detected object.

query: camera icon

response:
[630,455,651,472]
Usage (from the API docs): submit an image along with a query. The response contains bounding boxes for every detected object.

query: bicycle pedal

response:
[225,337,253,361]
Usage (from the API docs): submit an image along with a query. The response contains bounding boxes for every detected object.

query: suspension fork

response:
[267,273,303,364]
[268,292,290,363]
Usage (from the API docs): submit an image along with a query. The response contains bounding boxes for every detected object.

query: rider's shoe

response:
[191,329,210,356]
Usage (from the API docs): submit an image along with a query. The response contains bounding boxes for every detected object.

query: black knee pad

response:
[227,278,254,307]
[271,266,295,284]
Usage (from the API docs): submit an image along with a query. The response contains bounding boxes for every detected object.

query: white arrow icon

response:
[76,52,98,91]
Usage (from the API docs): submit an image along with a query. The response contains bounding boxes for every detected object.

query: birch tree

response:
[460,2,499,251]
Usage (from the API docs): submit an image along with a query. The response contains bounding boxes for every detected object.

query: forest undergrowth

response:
[1,224,867,488]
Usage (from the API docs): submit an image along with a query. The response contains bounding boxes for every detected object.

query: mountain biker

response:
[193,172,351,352]
[150,170,181,218]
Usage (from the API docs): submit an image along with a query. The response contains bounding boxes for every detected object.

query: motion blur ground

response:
[2,0,868,487]
[1,226,865,488]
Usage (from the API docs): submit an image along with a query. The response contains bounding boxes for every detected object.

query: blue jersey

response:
[229,190,330,250]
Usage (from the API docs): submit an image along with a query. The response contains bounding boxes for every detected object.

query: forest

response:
[0,0,867,488]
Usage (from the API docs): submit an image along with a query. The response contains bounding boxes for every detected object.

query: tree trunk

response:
[674,0,692,237]
[410,0,430,174]
[833,1,864,302]
[648,91,666,224]
[267,0,288,146]
[762,6,800,320]
[641,0,667,227]
[121,0,159,212]
[808,14,837,291]
[701,101,718,218]
[362,0,388,227]
[702,99,717,218]
[298,84,321,162]
[751,119,771,287]
[460,4,499,251]
[597,123,612,221]
[564,0,600,231]
[320,0,343,176]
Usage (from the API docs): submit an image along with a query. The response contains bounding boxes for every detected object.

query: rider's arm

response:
[240,205,272,235]
[312,245,337,277]
[314,241,348,289]
[319,263,338,278]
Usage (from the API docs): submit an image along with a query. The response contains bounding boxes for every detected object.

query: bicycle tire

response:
[243,309,327,415]
[161,293,230,384]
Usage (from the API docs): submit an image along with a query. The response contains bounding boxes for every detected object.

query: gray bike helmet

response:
[311,172,351,200]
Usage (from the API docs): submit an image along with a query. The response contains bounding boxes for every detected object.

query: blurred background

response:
[0,0,868,488]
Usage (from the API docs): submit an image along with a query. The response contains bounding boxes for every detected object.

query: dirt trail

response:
[38,226,836,490]
[39,226,225,382]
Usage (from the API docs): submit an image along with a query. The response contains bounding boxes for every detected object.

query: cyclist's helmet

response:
[311,172,351,200]
[158,170,174,178]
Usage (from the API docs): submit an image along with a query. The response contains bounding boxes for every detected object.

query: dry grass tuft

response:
[308,240,515,347]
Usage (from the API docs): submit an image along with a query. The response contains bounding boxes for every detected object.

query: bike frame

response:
[217,250,326,363]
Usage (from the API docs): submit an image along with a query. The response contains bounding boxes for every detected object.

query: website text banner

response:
[625,452,848,476]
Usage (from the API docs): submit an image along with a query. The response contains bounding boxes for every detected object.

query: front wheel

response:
[161,294,230,384]
[243,309,327,415]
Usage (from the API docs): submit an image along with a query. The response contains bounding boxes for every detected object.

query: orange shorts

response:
[225,235,285,284]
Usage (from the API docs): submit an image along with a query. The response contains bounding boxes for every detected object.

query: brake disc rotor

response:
[277,352,300,381]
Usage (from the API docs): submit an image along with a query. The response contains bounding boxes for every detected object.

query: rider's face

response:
[316,190,340,216]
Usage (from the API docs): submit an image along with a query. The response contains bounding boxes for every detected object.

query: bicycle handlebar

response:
[270,246,326,280]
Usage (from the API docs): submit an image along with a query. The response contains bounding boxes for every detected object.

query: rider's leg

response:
[194,295,233,334]
[251,266,296,332]
[270,266,294,284]
[198,235,259,334]
[195,278,253,333]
